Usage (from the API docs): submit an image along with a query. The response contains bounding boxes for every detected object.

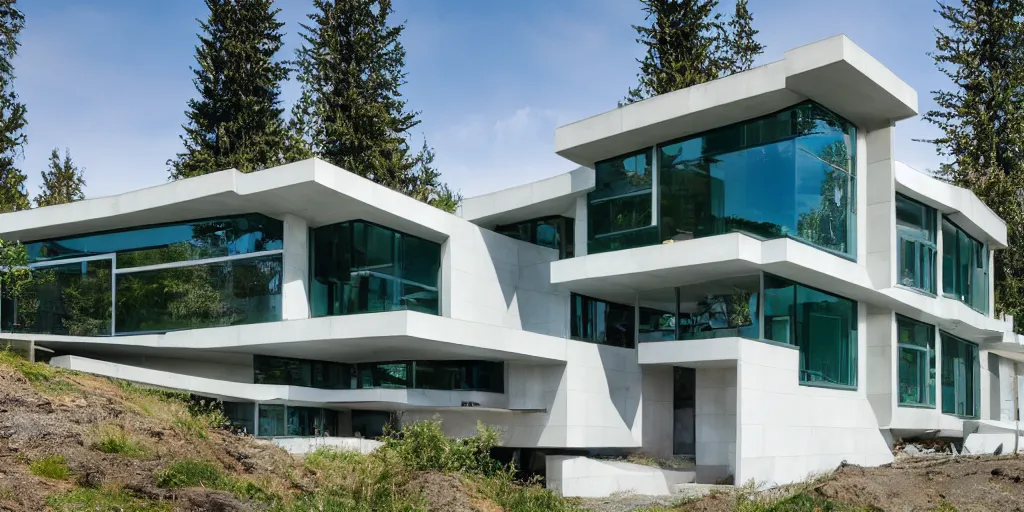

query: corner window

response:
[896,315,935,407]
[940,331,979,418]
[895,195,936,293]
[587,149,657,254]
[570,293,635,348]
[941,219,988,313]
[495,216,575,259]
[763,274,858,388]
[310,220,441,317]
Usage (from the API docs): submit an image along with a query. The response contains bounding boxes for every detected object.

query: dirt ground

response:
[680,455,1024,512]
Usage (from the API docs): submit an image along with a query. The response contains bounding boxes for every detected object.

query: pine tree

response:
[624,0,764,104]
[0,0,28,213]
[920,0,1024,331]
[292,0,458,210]
[168,0,291,180]
[726,0,764,74]
[35,148,85,207]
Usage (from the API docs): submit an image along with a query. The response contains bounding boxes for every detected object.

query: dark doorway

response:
[673,367,696,455]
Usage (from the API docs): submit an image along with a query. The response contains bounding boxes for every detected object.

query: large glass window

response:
[25,214,283,266]
[763,274,858,388]
[940,331,980,418]
[570,293,635,348]
[587,149,658,254]
[585,103,857,256]
[5,258,113,336]
[658,103,856,256]
[941,219,989,313]
[1,214,284,336]
[897,315,935,407]
[256,404,338,437]
[495,216,575,259]
[310,220,440,317]
[896,195,937,293]
[115,254,282,334]
[253,355,351,389]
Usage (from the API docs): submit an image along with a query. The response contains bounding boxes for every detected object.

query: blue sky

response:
[17,0,947,200]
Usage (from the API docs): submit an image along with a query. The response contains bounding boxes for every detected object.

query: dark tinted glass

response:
[115,254,282,334]
[940,331,980,417]
[9,259,113,336]
[570,293,635,348]
[25,214,283,267]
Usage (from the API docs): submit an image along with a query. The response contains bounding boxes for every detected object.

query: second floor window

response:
[941,219,988,314]
[896,194,937,293]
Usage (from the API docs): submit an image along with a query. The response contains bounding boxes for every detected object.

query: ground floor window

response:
[897,315,935,407]
[256,404,339,437]
[763,274,858,388]
[941,331,980,418]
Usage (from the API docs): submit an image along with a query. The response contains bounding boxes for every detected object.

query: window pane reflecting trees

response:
[310,221,440,317]
[941,219,988,313]
[896,195,937,293]
[7,259,113,335]
[896,315,935,407]
[588,149,656,254]
[940,331,979,417]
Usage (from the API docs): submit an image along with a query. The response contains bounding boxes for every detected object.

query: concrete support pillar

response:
[281,214,310,321]
[574,196,588,257]
[864,125,896,289]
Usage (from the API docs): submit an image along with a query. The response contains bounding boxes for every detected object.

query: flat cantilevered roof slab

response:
[555,35,918,167]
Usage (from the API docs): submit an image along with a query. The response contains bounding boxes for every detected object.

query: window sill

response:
[942,412,980,421]
[799,380,857,391]
[897,402,936,409]
[894,284,936,298]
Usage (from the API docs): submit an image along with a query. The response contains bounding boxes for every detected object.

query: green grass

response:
[90,425,150,458]
[155,459,282,507]
[46,488,171,512]
[0,348,79,395]
[0,485,14,501]
[29,455,72,480]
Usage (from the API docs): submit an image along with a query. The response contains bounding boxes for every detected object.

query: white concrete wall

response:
[79,352,255,383]
[695,367,737,483]
[864,125,895,289]
[998,356,1017,423]
[272,436,382,455]
[404,341,648,450]
[641,366,674,457]
[545,456,695,498]
[281,214,310,321]
[865,311,893,427]
[735,336,893,487]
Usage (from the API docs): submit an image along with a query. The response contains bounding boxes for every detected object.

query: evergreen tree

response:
[0,0,28,213]
[292,0,459,210]
[920,0,1024,331]
[168,0,291,180]
[624,0,764,104]
[726,0,764,74]
[35,148,85,207]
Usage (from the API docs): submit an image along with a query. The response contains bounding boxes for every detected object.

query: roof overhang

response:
[12,311,569,363]
[555,35,918,167]
[0,159,456,245]
[457,166,593,228]
[894,162,1008,249]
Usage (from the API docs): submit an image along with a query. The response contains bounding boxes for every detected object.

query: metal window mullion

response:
[650,145,659,232]
[111,256,117,336]
[114,249,283,274]
[27,252,117,269]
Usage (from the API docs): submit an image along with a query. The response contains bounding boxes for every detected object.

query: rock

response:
[923,448,936,454]
[904,444,921,456]
[78,471,103,489]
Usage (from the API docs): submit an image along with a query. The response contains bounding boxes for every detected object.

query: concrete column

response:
[281,214,310,320]
[864,125,896,289]
[865,311,893,427]
[574,196,588,257]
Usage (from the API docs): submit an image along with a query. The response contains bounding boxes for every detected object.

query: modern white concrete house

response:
[1,35,1023,491]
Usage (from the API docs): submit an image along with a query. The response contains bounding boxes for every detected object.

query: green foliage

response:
[29,454,72,480]
[920,0,1024,332]
[35,147,85,207]
[46,488,171,512]
[733,491,880,511]
[292,0,460,212]
[0,348,79,394]
[0,0,28,213]
[377,417,503,475]
[91,425,150,458]
[156,459,225,489]
[299,448,424,511]
[169,0,291,179]
[0,238,30,300]
[624,0,764,104]
[475,470,582,512]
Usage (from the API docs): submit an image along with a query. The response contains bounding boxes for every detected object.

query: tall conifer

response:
[726,0,763,74]
[0,0,28,213]
[169,0,291,179]
[35,148,85,207]
[921,0,1024,330]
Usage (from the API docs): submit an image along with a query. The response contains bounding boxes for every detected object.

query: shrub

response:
[91,425,149,458]
[475,469,582,512]
[46,488,171,512]
[301,448,423,511]
[29,455,71,480]
[378,417,502,475]
[156,460,226,489]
